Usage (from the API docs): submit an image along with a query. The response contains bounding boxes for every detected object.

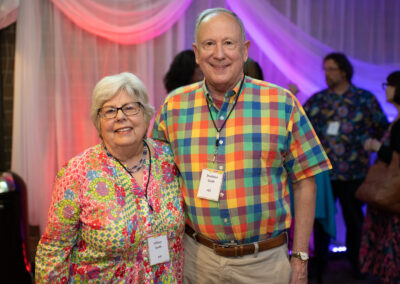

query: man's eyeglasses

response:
[98,102,143,119]
[382,82,388,90]
[201,40,240,51]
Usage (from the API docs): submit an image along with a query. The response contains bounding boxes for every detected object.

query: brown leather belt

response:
[185,225,287,257]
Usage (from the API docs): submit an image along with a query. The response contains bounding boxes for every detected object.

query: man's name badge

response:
[148,234,170,266]
[197,168,224,201]
[326,121,340,136]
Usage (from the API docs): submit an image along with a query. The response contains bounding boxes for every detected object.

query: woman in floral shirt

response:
[35,73,184,283]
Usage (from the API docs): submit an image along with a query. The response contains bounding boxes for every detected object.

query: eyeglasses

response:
[201,40,240,51]
[98,102,143,119]
[382,83,388,90]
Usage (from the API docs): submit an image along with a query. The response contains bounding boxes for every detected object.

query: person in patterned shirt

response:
[303,53,389,279]
[35,72,184,283]
[152,8,331,284]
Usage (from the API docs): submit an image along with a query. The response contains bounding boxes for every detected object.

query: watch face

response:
[299,252,308,260]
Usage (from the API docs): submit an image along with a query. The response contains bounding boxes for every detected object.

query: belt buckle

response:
[192,231,198,242]
[213,242,231,255]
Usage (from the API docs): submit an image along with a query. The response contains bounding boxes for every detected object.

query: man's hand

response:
[363,138,381,152]
[290,257,308,284]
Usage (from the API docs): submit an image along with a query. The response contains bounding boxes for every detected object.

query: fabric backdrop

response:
[2,0,399,232]
[0,0,19,29]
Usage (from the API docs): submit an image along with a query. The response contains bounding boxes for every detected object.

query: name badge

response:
[197,168,224,201]
[326,121,340,136]
[148,234,170,266]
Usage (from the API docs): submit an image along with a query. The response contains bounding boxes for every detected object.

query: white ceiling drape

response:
[5,0,400,232]
[228,0,400,117]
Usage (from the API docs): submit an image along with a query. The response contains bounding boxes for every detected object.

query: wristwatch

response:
[290,251,309,262]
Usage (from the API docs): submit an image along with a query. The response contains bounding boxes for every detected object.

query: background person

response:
[243,57,264,80]
[35,72,184,282]
[303,53,389,278]
[163,49,203,93]
[152,8,331,283]
[359,70,400,283]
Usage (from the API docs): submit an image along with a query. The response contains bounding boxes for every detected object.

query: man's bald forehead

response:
[194,8,246,43]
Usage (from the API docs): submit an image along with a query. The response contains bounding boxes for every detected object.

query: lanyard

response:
[205,79,244,162]
[104,140,153,211]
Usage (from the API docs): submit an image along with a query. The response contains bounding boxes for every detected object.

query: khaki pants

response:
[183,234,291,284]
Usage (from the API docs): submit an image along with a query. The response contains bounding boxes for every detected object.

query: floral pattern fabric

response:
[303,85,388,181]
[35,139,184,283]
[359,208,400,283]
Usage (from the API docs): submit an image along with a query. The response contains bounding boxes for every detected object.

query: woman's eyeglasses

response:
[98,102,143,119]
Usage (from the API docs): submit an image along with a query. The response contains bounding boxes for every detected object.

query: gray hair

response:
[194,8,246,43]
[90,72,155,136]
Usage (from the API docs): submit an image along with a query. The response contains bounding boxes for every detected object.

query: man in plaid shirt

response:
[152,8,331,284]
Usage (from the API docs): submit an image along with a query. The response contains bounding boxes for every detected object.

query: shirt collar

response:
[202,75,245,102]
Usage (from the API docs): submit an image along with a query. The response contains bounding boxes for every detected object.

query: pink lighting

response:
[51,0,192,45]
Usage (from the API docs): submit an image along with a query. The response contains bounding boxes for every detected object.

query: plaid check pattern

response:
[152,76,331,244]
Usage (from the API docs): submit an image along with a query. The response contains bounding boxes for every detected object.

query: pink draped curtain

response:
[4,0,399,233]
[10,0,222,233]
[50,0,192,45]
[0,0,19,29]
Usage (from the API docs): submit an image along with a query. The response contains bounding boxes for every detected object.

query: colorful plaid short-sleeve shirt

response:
[152,76,331,244]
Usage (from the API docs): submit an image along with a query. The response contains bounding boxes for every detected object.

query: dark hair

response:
[387,71,400,105]
[244,58,264,80]
[163,50,198,93]
[323,52,354,83]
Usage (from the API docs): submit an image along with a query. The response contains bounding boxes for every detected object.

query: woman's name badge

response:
[197,169,224,201]
[148,234,170,266]
[327,121,340,136]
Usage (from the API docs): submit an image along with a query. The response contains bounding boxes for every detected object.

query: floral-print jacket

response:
[35,139,184,283]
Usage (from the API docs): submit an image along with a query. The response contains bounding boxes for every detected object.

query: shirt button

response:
[224,218,228,223]
[219,140,224,145]
[219,115,225,120]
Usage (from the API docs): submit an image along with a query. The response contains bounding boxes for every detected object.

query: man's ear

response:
[192,43,199,65]
[243,40,250,62]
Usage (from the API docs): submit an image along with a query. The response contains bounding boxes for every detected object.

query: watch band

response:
[290,251,309,262]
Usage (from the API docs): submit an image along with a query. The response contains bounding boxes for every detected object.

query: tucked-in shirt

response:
[152,76,331,244]
[35,139,184,283]
[303,85,389,181]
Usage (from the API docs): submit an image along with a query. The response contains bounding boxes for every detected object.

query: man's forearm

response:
[289,176,317,283]
[292,175,317,252]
